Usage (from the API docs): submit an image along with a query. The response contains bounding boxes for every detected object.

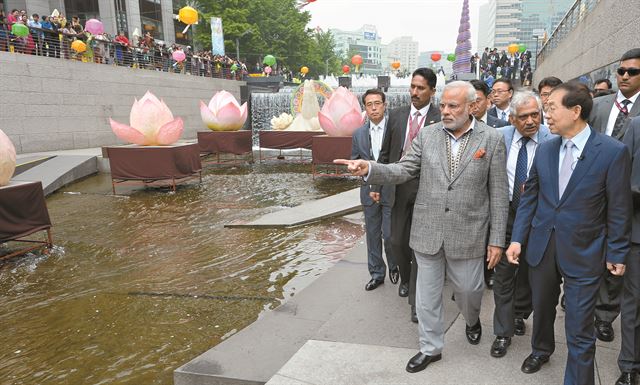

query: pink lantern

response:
[264,66,273,74]
[85,19,104,35]
[172,50,186,62]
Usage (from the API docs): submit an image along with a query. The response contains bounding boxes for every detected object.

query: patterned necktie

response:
[611,99,632,138]
[511,136,530,209]
[500,111,507,121]
[404,111,422,153]
[558,140,575,199]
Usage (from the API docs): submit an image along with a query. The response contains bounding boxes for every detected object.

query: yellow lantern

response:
[178,6,198,25]
[71,40,87,53]
[507,43,519,55]
[300,66,309,75]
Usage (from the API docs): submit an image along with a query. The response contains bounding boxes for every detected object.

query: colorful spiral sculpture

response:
[453,0,472,75]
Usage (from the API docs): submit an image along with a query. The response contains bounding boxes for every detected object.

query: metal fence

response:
[536,0,601,67]
[0,22,244,80]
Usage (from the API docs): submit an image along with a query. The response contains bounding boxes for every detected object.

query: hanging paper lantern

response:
[85,19,104,35]
[507,44,519,54]
[518,44,527,53]
[172,50,186,62]
[391,61,401,70]
[263,54,276,67]
[351,55,363,72]
[342,65,350,74]
[178,6,198,25]
[71,40,87,53]
[447,53,456,62]
[300,66,309,75]
[431,53,442,62]
[11,23,29,37]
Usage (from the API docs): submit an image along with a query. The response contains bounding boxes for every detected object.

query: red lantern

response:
[351,55,363,65]
[342,65,351,74]
[431,53,442,62]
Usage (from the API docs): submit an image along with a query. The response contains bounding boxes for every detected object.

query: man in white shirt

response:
[588,48,640,345]
[537,77,563,126]
[351,89,398,291]
[488,78,514,122]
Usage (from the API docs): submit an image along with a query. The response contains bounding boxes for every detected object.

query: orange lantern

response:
[507,43,519,55]
[300,66,309,75]
[351,54,363,72]
[342,65,350,74]
[71,40,87,53]
[391,61,401,70]
[431,53,442,62]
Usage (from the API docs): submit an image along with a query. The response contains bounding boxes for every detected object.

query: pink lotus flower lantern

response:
[109,91,184,146]
[199,90,248,131]
[0,129,16,186]
[85,19,104,35]
[318,87,365,136]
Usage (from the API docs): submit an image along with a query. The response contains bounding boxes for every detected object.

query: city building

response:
[477,0,496,50]
[1,0,193,45]
[385,36,418,74]
[330,24,383,75]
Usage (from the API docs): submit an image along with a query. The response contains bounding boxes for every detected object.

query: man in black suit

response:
[376,68,441,322]
[537,77,563,126]
[470,79,509,129]
[588,48,640,344]
[488,78,514,122]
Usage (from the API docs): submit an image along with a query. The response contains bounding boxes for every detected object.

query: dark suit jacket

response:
[622,116,640,244]
[511,128,632,278]
[589,93,640,140]
[488,106,497,118]
[351,120,394,207]
[374,104,441,199]
[487,114,509,128]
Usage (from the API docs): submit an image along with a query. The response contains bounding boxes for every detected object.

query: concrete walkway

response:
[175,230,623,385]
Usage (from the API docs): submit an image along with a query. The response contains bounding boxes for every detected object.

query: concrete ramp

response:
[12,155,98,196]
[225,188,362,228]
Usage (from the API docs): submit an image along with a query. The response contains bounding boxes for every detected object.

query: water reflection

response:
[0,165,362,384]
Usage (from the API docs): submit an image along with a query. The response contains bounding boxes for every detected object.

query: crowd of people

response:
[336,47,640,385]
[0,8,248,80]
[472,47,534,88]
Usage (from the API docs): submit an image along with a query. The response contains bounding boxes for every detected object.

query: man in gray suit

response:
[335,81,509,373]
[490,91,555,358]
[351,89,398,291]
[589,48,640,343]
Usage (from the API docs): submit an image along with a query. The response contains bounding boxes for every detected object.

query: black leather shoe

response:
[615,372,637,385]
[490,336,511,358]
[465,320,482,345]
[521,353,550,374]
[595,319,614,342]
[411,305,418,323]
[389,267,399,284]
[406,351,442,373]
[514,317,526,336]
[398,282,409,297]
[560,294,566,310]
[485,270,495,289]
[365,278,383,291]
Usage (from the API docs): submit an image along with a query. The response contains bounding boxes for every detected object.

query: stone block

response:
[20,132,74,153]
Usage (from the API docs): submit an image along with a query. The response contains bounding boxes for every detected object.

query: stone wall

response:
[0,52,244,154]
[533,0,640,86]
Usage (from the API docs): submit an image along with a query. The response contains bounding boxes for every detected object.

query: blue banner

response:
[211,17,224,56]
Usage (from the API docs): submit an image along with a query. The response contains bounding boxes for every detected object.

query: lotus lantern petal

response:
[200,90,248,131]
[109,91,184,146]
[0,129,16,186]
[318,87,365,136]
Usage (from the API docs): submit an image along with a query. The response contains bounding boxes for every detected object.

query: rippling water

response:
[0,163,362,385]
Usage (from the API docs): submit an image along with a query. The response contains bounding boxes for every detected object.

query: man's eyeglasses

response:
[491,89,511,94]
[365,101,384,108]
[617,67,640,77]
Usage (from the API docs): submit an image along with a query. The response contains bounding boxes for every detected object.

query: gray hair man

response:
[490,91,556,359]
[334,81,508,374]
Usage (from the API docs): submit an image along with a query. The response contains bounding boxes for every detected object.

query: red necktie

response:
[404,111,422,153]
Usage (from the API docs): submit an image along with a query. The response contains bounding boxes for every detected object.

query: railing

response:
[0,22,245,81]
[536,0,600,67]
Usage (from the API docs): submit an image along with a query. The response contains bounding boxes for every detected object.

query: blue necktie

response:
[501,111,507,121]
[511,137,530,209]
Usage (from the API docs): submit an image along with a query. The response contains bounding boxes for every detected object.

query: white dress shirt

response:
[605,90,640,136]
[369,117,386,161]
[496,106,510,121]
[506,130,539,200]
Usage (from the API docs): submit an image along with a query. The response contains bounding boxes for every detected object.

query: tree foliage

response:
[192,0,341,78]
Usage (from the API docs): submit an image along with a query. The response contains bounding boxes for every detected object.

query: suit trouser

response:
[415,248,484,355]
[364,202,396,281]
[493,206,532,337]
[594,270,623,323]
[618,243,640,372]
[390,180,418,306]
[529,234,600,385]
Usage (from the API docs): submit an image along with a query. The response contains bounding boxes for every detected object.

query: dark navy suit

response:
[511,127,632,385]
